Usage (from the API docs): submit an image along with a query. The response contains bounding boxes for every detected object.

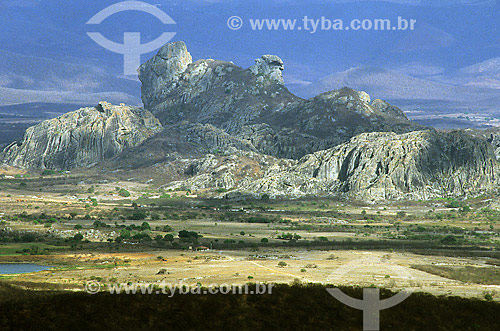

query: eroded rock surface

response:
[1,102,162,169]
[138,42,423,159]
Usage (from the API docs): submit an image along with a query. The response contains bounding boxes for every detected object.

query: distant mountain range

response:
[0,50,141,106]
[289,62,500,115]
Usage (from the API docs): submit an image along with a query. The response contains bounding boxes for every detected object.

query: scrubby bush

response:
[118,189,131,197]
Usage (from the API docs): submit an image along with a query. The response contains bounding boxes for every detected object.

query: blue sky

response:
[1,0,500,113]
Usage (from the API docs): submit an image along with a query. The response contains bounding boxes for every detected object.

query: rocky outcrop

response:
[242,130,499,200]
[249,55,285,85]
[162,150,294,193]
[461,127,500,161]
[139,41,193,110]
[0,102,162,169]
[184,124,258,154]
[163,130,499,201]
[138,42,424,159]
[370,99,408,120]
[138,42,295,135]
[4,40,500,202]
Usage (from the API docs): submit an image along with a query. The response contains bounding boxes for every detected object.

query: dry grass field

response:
[1,173,500,304]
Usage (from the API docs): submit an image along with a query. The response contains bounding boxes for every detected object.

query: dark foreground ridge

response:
[0,282,498,331]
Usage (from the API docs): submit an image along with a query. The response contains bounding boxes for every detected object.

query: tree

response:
[93,220,107,228]
[129,210,147,220]
[120,229,131,239]
[260,238,269,243]
[440,235,458,245]
[118,189,131,197]
[445,200,461,208]
[277,261,287,268]
[72,233,84,241]
[160,225,173,232]
[132,232,151,242]
[178,230,199,240]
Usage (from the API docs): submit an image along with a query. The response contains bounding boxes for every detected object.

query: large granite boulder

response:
[0,102,162,169]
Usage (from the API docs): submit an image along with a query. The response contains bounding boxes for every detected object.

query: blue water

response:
[0,263,51,274]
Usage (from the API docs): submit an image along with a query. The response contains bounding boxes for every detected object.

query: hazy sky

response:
[1,0,498,71]
[1,0,500,108]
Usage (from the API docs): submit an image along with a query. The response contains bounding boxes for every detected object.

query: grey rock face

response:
[370,99,408,120]
[249,55,285,85]
[139,46,294,133]
[246,130,499,200]
[138,41,193,110]
[184,123,258,154]
[164,130,499,201]
[5,40,499,203]
[0,102,162,169]
[139,42,423,159]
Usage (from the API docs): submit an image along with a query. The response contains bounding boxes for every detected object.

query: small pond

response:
[0,263,52,274]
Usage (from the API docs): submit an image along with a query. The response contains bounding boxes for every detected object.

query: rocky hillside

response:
[0,102,162,169]
[1,41,499,202]
[139,42,423,159]
[162,130,499,201]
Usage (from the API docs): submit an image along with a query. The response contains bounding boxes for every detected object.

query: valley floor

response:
[1,171,500,304]
[2,249,500,302]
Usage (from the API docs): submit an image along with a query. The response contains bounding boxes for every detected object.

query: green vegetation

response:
[412,265,500,285]
[0,244,69,256]
[118,188,131,197]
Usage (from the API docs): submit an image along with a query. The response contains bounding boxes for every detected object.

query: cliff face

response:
[284,130,499,200]
[1,102,162,169]
[138,42,423,159]
[162,130,499,201]
[139,42,295,132]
